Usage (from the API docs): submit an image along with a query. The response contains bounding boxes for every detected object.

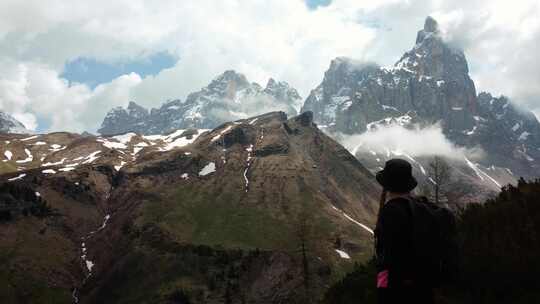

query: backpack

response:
[406,196,458,287]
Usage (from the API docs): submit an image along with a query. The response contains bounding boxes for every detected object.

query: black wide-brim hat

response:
[376,158,418,193]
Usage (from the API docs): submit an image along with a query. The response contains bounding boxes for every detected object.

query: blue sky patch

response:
[305,0,332,10]
[61,51,177,88]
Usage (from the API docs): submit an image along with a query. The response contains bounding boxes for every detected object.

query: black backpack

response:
[406,196,458,287]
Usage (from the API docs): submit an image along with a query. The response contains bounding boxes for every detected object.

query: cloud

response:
[339,124,485,160]
[0,58,141,132]
[0,0,538,132]
[11,112,37,131]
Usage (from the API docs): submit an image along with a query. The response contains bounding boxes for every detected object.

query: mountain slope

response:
[1,111,379,303]
[98,71,302,135]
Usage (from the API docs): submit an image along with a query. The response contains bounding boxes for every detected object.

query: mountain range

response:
[98,72,302,135]
[96,16,539,193]
[301,16,540,180]
[1,16,540,303]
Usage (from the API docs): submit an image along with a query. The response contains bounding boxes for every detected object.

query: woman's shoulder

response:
[381,197,411,215]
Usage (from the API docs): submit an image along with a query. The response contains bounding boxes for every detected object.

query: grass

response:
[0,218,74,304]
[137,184,298,251]
[0,161,18,175]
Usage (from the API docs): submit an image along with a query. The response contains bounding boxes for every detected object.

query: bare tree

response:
[428,156,451,205]
[294,199,315,303]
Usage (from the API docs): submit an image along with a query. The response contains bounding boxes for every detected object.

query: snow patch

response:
[20,135,38,141]
[331,205,374,235]
[4,150,12,160]
[82,151,101,164]
[464,157,501,188]
[199,162,216,176]
[49,144,66,152]
[15,149,33,163]
[243,144,255,192]
[114,161,126,171]
[518,131,530,141]
[335,249,351,259]
[43,158,66,167]
[8,173,26,181]
[85,260,94,272]
[161,135,199,151]
[113,133,136,144]
[59,167,76,172]
[382,105,399,112]
[211,125,233,142]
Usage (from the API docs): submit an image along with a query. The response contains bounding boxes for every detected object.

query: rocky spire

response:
[126,101,149,119]
[424,16,439,33]
[416,16,441,44]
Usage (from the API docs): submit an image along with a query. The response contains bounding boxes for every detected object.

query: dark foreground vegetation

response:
[0,183,51,221]
[324,178,540,304]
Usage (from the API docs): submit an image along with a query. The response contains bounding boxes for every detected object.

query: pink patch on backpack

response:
[377,270,389,288]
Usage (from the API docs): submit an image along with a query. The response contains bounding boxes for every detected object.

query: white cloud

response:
[11,112,37,131]
[340,124,484,160]
[0,58,141,132]
[0,0,538,132]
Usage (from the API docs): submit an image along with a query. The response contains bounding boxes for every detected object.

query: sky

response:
[0,0,538,133]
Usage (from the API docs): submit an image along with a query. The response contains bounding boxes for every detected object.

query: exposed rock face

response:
[302,16,540,178]
[98,71,302,135]
[459,93,540,175]
[0,111,31,134]
[98,102,150,135]
[302,16,476,134]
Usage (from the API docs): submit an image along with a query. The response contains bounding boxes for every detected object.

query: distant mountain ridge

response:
[98,71,302,135]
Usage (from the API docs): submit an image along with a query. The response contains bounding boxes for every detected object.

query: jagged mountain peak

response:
[126,101,149,118]
[397,16,469,78]
[424,16,439,33]
[415,16,441,44]
[208,70,250,92]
